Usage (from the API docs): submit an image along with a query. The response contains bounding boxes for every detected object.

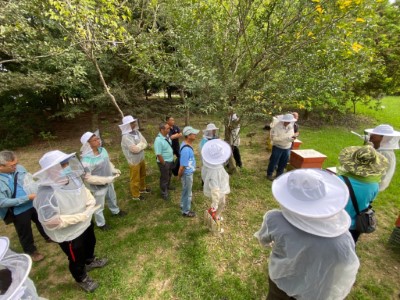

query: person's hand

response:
[129,144,140,153]
[113,174,120,180]
[28,194,36,201]
[114,168,121,175]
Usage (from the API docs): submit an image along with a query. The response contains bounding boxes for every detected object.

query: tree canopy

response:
[0,0,399,147]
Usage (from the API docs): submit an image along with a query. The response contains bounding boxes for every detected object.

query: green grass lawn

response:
[2,97,400,299]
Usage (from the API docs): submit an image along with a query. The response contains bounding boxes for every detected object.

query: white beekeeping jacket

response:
[255,210,359,300]
[34,182,97,243]
[378,149,396,191]
[201,162,230,198]
[121,130,148,165]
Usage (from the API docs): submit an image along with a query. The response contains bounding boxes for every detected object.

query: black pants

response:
[267,277,296,300]
[232,146,242,168]
[13,207,49,254]
[157,161,173,197]
[350,229,361,243]
[59,223,96,282]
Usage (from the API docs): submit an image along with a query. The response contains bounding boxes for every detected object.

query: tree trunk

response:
[225,112,237,174]
[91,56,124,118]
[179,89,189,126]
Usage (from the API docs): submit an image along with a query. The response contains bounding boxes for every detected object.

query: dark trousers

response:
[267,146,290,177]
[267,277,296,300]
[13,207,49,254]
[350,229,361,243]
[232,146,242,168]
[59,223,96,282]
[157,161,173,197]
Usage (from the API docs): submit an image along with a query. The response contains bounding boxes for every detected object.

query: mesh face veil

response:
[35,156,85,188]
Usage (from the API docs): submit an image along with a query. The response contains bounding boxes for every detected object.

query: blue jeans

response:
[267,146,290,177]
[180,173,193,214]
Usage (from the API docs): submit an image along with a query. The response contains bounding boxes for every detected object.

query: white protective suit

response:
[121,123,148,166]
[255,210,359,300]
[378,149,396,192]
[201,161,230,218]
[33,157,99,243]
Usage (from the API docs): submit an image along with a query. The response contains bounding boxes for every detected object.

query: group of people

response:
[257,122,399,299]
[0,114,239,294]
[1,107,399,298]
[154,116,235,230]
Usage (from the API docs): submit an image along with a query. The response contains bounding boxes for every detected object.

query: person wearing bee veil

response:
[255,169,359,300]
[33,150,108,293]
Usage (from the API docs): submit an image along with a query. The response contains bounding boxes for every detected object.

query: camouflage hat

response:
[338,145,388,177]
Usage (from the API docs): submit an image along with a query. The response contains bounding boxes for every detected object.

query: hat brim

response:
[0,236,9,260]
[201,139,232,165]
[33,152,76,178]
[272,169,349,218]
[365,128,400,137]
[184,129,200,136]
[339,146,388,177]
[277,116,297,122]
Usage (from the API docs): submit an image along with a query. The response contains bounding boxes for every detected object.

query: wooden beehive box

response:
[290,149,327,169]
[292,139,302,150]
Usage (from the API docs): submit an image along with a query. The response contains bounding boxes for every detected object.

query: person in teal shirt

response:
[337,145,388,243]
[154,122,174,200]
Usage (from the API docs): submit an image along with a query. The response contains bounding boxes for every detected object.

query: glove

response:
[129,144,141,153]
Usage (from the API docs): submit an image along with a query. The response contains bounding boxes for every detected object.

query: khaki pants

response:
[129,160,147,197]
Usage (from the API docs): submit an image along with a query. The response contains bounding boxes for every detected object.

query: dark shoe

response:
[140,188,151,194]
[182,211,196,218]
[266,175,275,181]
[113,210,127,217]
[162,194,170,201]
[78,276,99,293]
[30,251,45,262]
[98,224,111,231]
[168,186,176,191]
[86,257,108,272]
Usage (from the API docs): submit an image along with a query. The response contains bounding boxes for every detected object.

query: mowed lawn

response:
[1,97,400,299]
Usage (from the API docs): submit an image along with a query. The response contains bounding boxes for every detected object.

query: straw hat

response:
[201,139,232,166]
[338,145,388,177]
[272,169,351,237]
[277,114,297,122]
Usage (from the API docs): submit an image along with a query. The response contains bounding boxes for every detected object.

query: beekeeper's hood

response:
[119,115,139,135]
[365,124,400,150]
[33,150,84,188]
[80,129,101,156]
[0,236,42,299]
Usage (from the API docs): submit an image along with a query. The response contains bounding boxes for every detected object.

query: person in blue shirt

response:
[0,150,49,262]
[336,145,388,243]
[154,122,174,201]
[178,126,199,217]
